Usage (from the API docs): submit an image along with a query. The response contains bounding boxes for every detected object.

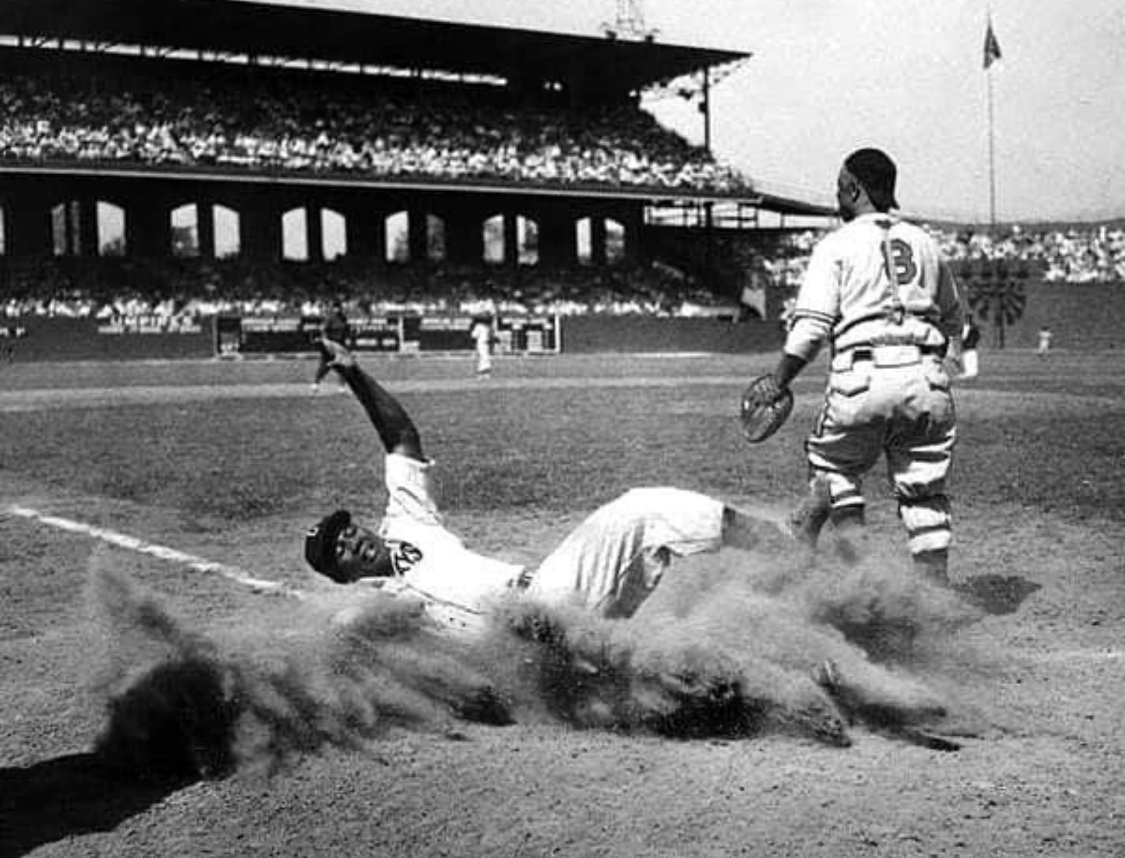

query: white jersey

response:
[375,453,524,633]
[470,322,492,349]
[785,213,962,361]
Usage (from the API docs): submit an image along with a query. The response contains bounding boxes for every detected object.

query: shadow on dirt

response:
[954,575,1042,615]
[0,753,191,857]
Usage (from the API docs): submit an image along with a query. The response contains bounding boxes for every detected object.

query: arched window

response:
[51,201,82,256]
[517,215,539,266]
[482,214,504,265]
[426,214,446,263]
[170,203,199,258]
[97,201,126,257]
[282,207,309,261]
[321,208,347,261]
[385,211,409,263]
[575,217,593,266]
[605,218,626,264]
[212,205,241,259]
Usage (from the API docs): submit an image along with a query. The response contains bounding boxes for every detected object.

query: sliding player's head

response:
[304,509,393,582]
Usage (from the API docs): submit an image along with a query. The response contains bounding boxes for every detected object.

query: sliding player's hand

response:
[319,337,356,369]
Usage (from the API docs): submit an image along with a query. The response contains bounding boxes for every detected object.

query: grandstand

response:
[2,2,1117,358]
[0,1,840,343]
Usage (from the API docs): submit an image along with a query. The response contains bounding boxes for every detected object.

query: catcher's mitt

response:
[739,374,794,443]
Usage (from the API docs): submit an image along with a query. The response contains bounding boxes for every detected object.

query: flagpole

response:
[987,52,996,236]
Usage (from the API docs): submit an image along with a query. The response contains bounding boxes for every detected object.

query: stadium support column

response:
[538,206,574,266]
[78,199,99,258]
[446,205,483,265]
[127,190,170,257]
[408,209,428,265]
[198,198,216,260]
[243,195,281,262]
[503,213,519,268]
[591,217,607,266]
[345,203,381,260]
[2,183,51,259]
[307,206,324,263]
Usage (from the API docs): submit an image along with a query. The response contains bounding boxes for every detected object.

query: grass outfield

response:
[2,350,1124,857]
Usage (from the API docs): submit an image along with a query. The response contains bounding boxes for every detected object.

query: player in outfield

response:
[759,148,964,585]
[304,337,789,635]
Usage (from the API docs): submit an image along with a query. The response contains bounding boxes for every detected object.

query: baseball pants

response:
[524,488,725,619]
[806,352,956,556]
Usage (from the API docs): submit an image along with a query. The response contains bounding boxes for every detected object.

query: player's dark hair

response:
[305,509,352,582]
[844,148,899,211]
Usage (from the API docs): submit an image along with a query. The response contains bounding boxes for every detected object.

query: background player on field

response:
[469,315,495,377]
[756,148,964,585]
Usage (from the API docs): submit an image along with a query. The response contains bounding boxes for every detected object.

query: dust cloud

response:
[86,541,996,781]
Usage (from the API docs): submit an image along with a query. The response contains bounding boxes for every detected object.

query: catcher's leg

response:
[805,433,881,563]
[887,384,957,585]
[800,366,885,561]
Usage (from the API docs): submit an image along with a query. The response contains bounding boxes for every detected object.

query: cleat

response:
[814,659,842,695]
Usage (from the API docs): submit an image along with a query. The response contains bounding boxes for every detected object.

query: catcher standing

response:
[760,148,964,584]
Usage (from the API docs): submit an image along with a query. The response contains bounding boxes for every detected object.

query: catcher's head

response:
[305,509,394,583]
[838,148,899,220]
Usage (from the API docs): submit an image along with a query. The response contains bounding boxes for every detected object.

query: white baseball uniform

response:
[784,213,963,556]
[367,454,727,634]
[470,321,493,374]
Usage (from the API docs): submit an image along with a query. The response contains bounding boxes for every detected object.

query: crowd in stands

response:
[767,223,1125,289]
[928,224,1125,284]
[3,220,1123,322]
[0,50,748,194]
[0,257,739,321]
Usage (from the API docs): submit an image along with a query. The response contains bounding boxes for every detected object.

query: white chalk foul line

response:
[5,504,301,598]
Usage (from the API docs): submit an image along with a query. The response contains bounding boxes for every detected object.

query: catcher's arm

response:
[319,338,425,461]
[772,351,808,391]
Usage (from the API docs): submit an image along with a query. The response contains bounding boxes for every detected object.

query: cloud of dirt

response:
[485,537,1004,749]
[86,537,1001,780]
[85,562,509,781]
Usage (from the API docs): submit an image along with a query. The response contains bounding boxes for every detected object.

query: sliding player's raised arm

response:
[319,338,425,461]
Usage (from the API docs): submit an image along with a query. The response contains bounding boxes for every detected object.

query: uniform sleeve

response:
[783,240,840,362]
[934,259,964,342]
[383,452,443,528]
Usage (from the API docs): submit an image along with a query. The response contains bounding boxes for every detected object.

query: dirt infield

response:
[1,351,1123,857]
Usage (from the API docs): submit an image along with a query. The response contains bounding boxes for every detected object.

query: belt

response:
[848,344,944,361]
[832,342,944,371]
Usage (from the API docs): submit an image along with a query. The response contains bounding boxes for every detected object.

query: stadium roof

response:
[0,0,749,91]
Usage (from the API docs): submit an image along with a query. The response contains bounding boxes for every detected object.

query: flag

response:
[983,20,1002,69]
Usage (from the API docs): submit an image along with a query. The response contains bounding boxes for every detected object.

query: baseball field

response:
[1,349,1122,857]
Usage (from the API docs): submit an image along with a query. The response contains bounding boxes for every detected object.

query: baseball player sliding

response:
[304,338,789,634]
[757,148,964,585]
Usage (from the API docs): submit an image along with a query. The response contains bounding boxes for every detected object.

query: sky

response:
[352,0,1125,224]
